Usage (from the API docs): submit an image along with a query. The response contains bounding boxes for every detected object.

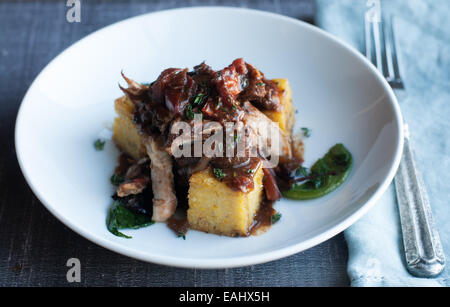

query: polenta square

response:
[263,78,295,134]
[187,165,264,237]
[112,96,146,160]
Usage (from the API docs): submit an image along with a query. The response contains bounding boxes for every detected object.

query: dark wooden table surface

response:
[0,0,349,287]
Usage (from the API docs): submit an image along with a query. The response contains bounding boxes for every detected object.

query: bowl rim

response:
[14,6,404,268]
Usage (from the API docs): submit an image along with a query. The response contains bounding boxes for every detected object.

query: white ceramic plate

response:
[15,7,403,268]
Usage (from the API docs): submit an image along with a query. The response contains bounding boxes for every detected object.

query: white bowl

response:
[15,7,403,268]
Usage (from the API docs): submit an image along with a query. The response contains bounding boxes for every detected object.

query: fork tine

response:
[366,13,404,89]
[365,17,373,61]
[372,20,384,76]
[365,16,385,77]
[383,16,396,82]
[387,16,404,89]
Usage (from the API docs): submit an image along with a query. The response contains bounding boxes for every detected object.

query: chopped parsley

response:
[185,104,195,120]
[213,168,226,180]
[110,173,125,186]
[247,169,254,174]
[94,139,105,151]
[185,104,202,120]
[271,212,282,225]
[301,127,311,138]
[193,93,206,105]
[256,82,265,86]
[178,232,186,240]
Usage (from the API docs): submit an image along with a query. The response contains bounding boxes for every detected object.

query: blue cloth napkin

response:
[316,0,450,287]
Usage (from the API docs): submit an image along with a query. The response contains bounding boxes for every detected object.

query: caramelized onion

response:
[119,72,149,103]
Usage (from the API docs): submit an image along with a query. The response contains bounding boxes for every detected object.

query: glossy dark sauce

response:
[218,157,261,193]
[167,216,189,236]
[248,199,276,236]
[115,153,135,176]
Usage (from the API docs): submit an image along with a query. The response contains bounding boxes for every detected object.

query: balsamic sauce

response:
[217,157,261,193]
[248,199,276,236]
[167,216,189,237]
[114,153,135,176]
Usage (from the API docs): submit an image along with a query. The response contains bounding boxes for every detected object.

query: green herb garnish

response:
[178,232,186,240]
[193,93,205,105]
[301,127,311,138]
[110,173,125,186]
[271,212,282,224]
[256,82,265,86]
[247,169,254,174]
[106,200,154,239]
[185,104,203,120]
[94,139,105,151]
[213,168,226,180]
[185,104,194,120]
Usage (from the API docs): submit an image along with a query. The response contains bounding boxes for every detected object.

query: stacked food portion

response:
[111,58,302,237]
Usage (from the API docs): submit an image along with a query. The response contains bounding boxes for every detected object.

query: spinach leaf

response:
[110,173,125,186]
[106,200,154,239]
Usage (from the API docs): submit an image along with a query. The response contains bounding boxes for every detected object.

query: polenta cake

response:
[108,59,302,238]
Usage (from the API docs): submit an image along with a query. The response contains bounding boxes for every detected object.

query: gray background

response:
[0,0,349,286]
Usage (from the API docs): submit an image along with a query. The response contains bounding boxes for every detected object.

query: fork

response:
[365,16,445,278]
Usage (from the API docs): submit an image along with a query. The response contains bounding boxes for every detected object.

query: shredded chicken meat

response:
[143,136,177,222]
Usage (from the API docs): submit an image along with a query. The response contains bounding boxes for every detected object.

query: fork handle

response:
[395,126,445,278]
